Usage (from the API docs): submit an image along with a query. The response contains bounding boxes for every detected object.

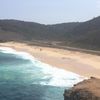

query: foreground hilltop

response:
[0,16,100,50]
[64,77,100,100]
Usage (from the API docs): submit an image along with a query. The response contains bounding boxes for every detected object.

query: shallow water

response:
[0,47,84,100]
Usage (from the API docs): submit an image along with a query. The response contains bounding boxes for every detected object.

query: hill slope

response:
[0,20,79,41]
[0,16,100,50]
[64,16,100,50]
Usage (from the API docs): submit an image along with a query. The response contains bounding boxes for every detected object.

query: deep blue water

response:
[0,47,84,100]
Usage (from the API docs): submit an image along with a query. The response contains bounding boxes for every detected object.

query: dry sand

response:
[0,42,100,78]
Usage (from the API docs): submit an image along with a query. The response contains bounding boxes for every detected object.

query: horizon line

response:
[0,15,99,25]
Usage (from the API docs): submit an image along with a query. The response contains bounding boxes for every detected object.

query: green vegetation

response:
[0,16,100,50]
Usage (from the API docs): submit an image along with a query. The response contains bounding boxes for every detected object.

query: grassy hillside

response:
[63,16,100,50]
[0,16,100,50]
[0,20,79,41]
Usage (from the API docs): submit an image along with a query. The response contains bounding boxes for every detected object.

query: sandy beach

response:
[0,42,100,78]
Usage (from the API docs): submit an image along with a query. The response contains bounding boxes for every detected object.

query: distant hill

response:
[0,16,100,50]
[0,20,79,41]
[64,16,100,50]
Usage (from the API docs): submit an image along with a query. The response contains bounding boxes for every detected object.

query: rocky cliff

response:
[64,77,100,100]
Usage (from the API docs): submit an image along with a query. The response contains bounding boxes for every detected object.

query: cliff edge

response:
[64,77,100,100]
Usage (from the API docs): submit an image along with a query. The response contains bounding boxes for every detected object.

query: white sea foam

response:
[35,62,85,87]
[0,47,86,87]
[0,47,35,60]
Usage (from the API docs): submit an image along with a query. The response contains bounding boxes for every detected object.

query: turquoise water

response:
[0,47,84,100]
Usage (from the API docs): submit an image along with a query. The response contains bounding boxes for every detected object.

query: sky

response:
[0,0,100,24]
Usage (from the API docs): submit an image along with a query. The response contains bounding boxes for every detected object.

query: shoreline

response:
[0,42,100,78]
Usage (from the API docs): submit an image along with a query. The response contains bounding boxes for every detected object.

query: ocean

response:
[0,47,84,100]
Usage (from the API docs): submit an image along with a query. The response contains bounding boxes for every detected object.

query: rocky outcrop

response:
[64,77,100,100]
